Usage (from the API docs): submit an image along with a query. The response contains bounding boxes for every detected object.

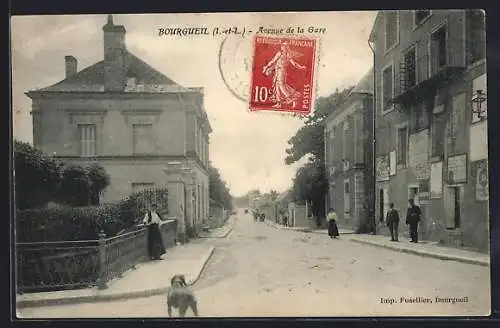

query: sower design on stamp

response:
[249,36,316,114]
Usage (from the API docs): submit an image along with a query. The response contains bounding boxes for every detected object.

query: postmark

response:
[249,35,317,115]
[218,36,254,102]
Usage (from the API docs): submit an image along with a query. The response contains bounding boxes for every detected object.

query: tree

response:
[14,140,61,209]
[285,87,354,220]
[86,163,110,205]
[208,163,233,210]
[60,164,91,207]
[269,189,279,201]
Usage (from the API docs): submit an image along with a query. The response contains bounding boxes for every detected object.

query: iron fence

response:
[16,219,177,294]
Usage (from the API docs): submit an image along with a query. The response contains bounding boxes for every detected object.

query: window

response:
[403,46,417,89]
[133,123,154,154]
[78,124,97,157]
[430,25,448,75]
[431,112,446,158]
[384,11,399,51]
[397,126,408,166]
[414,10,431,26]
[342,120,349,159]
[448,93,466,154]
[382,65,394,112]
[467,10,486,65]
[328,128,336,164]
[410,102,429,132]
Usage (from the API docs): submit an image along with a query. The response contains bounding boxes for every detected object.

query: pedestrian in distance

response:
[385,202,400,242]
[405,199,422,243]
[143,203,167,260]
[283,214,289,227]
[326,208,340,239]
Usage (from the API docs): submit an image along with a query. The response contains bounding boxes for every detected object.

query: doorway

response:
[445,186,461,229]
[379,188,390,222]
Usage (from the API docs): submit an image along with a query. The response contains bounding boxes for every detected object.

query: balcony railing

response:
[392,40,466,104]
[16,219,177,294]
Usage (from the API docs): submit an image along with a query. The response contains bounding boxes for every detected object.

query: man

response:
[405,199,421,243]
[326,208,340,239]
[385,202,400,242]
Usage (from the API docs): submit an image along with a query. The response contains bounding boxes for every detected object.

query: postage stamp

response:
[249,35,317,115]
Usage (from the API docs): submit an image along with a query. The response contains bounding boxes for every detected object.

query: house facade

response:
[26,15,212,237]
[324,69,375,233]
[369,10,488,250]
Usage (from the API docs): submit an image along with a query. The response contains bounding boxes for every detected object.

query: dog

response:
[166,274,199,317]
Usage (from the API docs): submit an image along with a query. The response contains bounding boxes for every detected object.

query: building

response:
[369,10,487,250]
[26,15,213,237]
[324,69,375,233]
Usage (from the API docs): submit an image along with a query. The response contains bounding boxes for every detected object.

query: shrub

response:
[86,163,110,206]
[59,164,91,207]
[14,141,60,210]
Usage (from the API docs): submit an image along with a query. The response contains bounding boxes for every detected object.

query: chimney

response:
[103,14,126,60]
[103,14,128,91]
[65,55,77,78]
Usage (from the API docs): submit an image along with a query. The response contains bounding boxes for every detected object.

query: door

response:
[445,186,461,229]
[409,187,419,206]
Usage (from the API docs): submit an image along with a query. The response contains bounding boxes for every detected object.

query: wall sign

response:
[376,155,390,182]
[447,154,467,184]
[476,160,489,201]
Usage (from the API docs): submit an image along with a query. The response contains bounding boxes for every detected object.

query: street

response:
[18,209,490,318]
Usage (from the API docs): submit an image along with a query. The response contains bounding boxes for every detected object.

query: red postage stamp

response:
[249,35,317,115]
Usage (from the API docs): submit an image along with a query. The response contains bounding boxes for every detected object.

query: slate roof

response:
[35,51,191,93]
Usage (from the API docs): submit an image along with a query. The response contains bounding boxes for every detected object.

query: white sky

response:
[11,12,376,197]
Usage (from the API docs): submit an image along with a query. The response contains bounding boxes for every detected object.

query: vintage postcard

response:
[11,10,490,318]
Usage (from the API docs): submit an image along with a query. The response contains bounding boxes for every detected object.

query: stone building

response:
[26,15,212,237]
[369,10,487,250]
[324,69,375,232]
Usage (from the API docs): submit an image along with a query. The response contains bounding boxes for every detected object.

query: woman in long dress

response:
[143,204,166,260]
[262,41,306,109]
[326,208,340,239]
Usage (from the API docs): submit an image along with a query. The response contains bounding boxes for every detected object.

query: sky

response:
[11,12,376,197]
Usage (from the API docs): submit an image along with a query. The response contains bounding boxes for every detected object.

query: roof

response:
[368,12,381,43]
[349,67,374,95]
[33,51,190,93]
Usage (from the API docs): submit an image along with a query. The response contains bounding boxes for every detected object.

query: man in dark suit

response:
[385,202,400,242]
[406,199,421,243]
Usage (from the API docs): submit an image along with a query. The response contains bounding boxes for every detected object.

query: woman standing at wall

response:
[143,203,166,260]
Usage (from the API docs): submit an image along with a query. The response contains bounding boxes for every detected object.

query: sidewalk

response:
[17,243,215,308]
[346,234,489,267]
[264,220,489,267]
[199,215,235,238]
[264,220,355,235]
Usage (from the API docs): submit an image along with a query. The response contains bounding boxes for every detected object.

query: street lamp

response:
[471,89,487,119]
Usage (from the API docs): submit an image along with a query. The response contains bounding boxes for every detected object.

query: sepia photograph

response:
[11,10,490,318]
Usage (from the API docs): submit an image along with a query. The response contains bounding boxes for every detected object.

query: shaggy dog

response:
[167,274,199,317]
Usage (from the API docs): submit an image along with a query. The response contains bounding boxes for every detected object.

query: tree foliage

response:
[208,163,233,210]
[14,140,111,209]
[285,87,354,219]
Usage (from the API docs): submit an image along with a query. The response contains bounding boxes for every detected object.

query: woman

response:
[326,208,340,239]
[262,40,306,109]
[143,203,166,260]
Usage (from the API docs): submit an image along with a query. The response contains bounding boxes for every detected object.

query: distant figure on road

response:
[326,208,340,239]
[406,199,421,243]
[282,215,289,227]
[143,203,166,260]
[385,202,400,242]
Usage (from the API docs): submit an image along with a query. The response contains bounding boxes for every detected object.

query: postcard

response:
[11,10,490,318]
